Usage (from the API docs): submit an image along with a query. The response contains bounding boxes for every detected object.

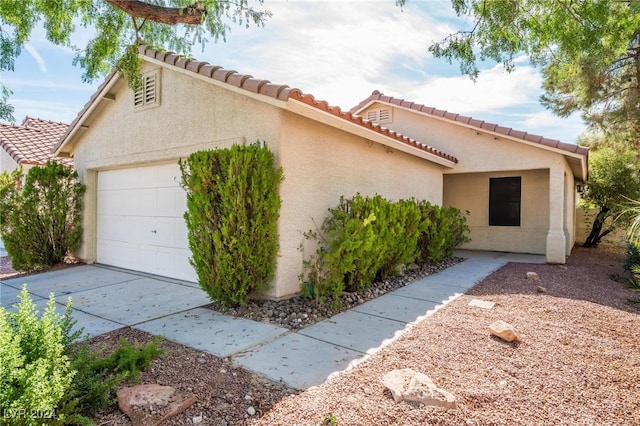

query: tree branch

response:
[106,0,206,25]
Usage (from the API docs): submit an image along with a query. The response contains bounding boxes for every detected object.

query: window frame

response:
[488,176,522,227]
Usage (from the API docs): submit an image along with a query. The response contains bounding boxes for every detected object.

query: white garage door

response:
[97,163,197,282]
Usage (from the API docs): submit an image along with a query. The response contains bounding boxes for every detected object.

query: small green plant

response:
[0,161,86,271]
[180,142,284,306]
[321,413,338,426]
[0,286,76,425]
[0,285,164,425]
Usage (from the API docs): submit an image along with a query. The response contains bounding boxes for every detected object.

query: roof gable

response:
[351,90,588,179]
[55,45,457,166]
[0,117,71,167]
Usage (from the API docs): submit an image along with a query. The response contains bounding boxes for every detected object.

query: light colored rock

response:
[488,320,521,342]
[247,406,256,416]
[63,252,79,264]
[192,415,203,424]
[117,384,197,426]
[468,299,495,310]
[536,286,547,293]
[526,272,539,280]
[381,368,457,409]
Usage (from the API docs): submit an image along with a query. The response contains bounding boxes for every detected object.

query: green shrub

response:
[0,162,86,271]
[417,201,471,263]
[0,286,76,425]
[60,335,164,419]
[301,196,471,303]
[180,142,284,306]
[624,242,640,271]
[0,285,164,425]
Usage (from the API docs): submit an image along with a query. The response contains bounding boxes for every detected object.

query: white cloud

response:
[24,43,47,73]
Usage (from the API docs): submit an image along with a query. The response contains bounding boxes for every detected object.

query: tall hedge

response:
[0,162,85,271]
[180,142,284,306]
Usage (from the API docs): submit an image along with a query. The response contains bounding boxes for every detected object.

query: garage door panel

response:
[97,163,197,283]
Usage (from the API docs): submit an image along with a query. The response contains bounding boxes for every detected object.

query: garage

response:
[97,162,197,282]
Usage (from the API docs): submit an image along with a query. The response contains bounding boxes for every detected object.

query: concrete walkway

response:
[0,250,544,390]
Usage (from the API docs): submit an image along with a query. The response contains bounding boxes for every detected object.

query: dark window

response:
[489,177,521,226]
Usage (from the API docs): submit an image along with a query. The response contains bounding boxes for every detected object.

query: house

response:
[351,91,588,263]
[0,117,71,174]
[53,45,587,299]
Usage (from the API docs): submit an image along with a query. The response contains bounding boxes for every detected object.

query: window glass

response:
[489,177,521,226]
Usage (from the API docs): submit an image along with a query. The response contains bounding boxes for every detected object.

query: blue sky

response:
[0,0,586,143]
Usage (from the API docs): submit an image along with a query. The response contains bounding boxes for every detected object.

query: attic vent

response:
[134,70,160,109]
[365,108,392,123]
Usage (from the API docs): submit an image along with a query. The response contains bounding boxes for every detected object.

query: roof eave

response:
[53,72,120,157]
[287,99,456,168]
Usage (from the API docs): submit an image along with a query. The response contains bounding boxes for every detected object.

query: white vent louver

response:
[365,108,392,123]
[134,71,159,108]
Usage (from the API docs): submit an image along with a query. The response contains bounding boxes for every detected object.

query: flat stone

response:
[536,286,547,293]
[381,368,456,408]
[468,299,495,310]
[526,272,539,280]
[488,320,521,342]
[117,384,197,426]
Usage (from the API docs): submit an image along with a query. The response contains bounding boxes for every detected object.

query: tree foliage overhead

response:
[0,0,270,121]
[429,0,640,136]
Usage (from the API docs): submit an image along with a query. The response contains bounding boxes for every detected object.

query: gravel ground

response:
[209,258,461,329]
[3,247,639,425]
[250,246,640,426]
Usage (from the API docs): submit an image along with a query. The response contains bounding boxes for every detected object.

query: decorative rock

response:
[536,286,547,293]
[381,369,457,408]
[117,384,197,426]
[488,320,521,342]
[63,252,79,264]
[526,272,539,280]
[192,415,203,424]
[247,406,256,416]
[468,299,495,310]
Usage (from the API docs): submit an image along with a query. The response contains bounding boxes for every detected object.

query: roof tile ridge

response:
[290,91,458,163]
[139,44,301,101]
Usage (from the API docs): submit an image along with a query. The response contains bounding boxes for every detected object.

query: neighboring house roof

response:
[55,45,458,167]
[351,90,589,180]
[0,117,72,167]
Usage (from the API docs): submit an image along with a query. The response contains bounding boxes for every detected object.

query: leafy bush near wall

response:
[417,201,471,263]
[301,195,470,303]
[0,286,164,425]
[180,142,284,306]
[0,162,86,271]
[0,287,76,425]
[625,242,640,288]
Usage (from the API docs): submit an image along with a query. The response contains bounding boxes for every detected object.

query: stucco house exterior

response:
[0,117,71,174]
[53,45,587,299]
[351,91,589,264]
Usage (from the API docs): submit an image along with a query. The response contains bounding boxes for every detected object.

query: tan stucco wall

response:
[575,208,628,247]
[0,149,19,175]
[68,62,445,299]
[361,103,579,262]
[70,62,283,268]
[443,169,549,254]
[274,111,444,298]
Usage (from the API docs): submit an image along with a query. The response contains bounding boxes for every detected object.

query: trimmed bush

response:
[301,195,471,303]
[417,201,471,263]
[0,162,85,271]
[180,142,284,306]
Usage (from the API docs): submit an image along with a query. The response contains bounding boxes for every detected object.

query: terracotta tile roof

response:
[56,45,458,165]
[289,92,458,163]
[0,117,72,166]
[351,90,590,157]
